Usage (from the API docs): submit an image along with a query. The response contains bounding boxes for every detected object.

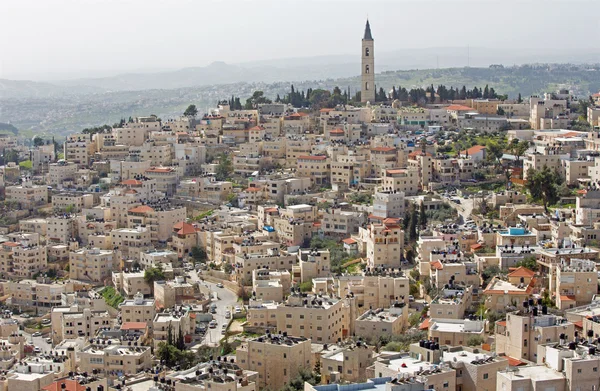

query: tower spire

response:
[363,19,373,41]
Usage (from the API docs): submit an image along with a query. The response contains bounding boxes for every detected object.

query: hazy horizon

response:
[2,0,599,81]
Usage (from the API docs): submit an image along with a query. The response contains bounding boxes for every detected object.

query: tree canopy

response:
[525,166,562,211]
[184,104,198,117]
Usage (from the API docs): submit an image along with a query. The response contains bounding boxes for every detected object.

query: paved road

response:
[437,192,475,222]
[23,331,53,354]
[188,271,238,347]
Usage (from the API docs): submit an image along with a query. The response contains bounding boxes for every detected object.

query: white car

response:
[234,306,242,314]
[33,347,41,353]
[209,320,217,328]
[225,311,231,319]
[216,283,224,288]
[32,332,42,337]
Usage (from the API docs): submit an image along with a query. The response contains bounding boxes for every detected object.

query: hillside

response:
[2,64,600,135]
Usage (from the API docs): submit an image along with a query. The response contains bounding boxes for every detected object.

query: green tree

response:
[525,166,560,212]
[496,107,505,116]
[33,137,44,147]
[515,255,539,271]
[407,204,418,242]
[183,104,198,118]
[511,139,530,163]
[144,266,166,289]
[517,93,523,103]
[418,202,427,229]
[215,153,233,181]
[190,246,207,263]
[244,91,272,109]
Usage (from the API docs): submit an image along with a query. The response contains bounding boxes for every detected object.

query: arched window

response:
[365,47,370,57]
[365,65,370,74]
[365,82,369,91]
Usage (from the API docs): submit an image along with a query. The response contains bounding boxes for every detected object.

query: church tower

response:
[361,19,375,103]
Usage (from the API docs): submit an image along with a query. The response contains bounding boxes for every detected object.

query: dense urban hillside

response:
[2,64,600,136]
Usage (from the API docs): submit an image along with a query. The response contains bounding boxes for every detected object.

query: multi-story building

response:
[296,155,330,185]
[550,258,598,310]
[428,318,485,346]
[298,249,331,283]
[78,342,152,376]
[318,342,375,384]
[50,306,111,342]
[112,270,152,297]
[110,226,152,260]
[11,243,47,278]
[429,285,473,320]
[252,269,292,302]
[274,292,352,343]
[372,190,405,219]
[5,177,48,209]
[236,333,311,390]
[47,160,78,186]
[167,361,258,391]
[354,303,408,339]
[3,279,65,309]
[52,192,94,213]
[127,203,186,243]
[381,168,419,196]
[359,222,405,268]
[118,291,156,330]
[154,276,197,309]
[153,307,194,347]
[69,247,115,282]
[64,133,96,166]
[234,249,296,285]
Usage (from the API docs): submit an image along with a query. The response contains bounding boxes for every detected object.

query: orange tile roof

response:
[506,356,526,366]
[128,205,154,214]
[320,108,334,113]
[249,125,265,131]
[245,187,262,192]
[2,242,19,247]
[574,320,583,329]
[419,318,430,330]
[288,112,309,117]
[174,222,197,235]
[330,129,345,135]
[264,207,278,213]
[42,380,86,391]
[342,238,357,245]
[560,295,576,302]
[446,104,473,111]
[562,131,581,138]
[386,169,406,175]
[120,322,148,330]
[460,145,487,155]
[121,179,142,186]
[431,260,443,270]
[298,155,327,160]
[383,218,401,225]
[496,320,507,327]
[471,243,483,250]
[125,189,138,194]
[507,266,535,278]
[146,167,174,173]
[408,151,432,158]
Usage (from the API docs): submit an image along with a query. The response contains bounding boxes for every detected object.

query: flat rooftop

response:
[499,365,564,382]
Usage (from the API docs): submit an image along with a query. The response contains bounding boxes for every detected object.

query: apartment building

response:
[154,276,197,309]
[319,342,375,384]
[64,133,96,166]
[172,222,200,259]
[495,308,575,362]
[46,215,76,244]
[354,303,408,340]
[69,247,115,282]
[52,192,94,213]
[47,160,78,186]
[298,249,331,283]
[144,166,180,196]
[234,250,296,285]
[275,293,351,343]
[252,269,292,302]
[550,258,598,310]
[296,155,330,185]
[3,279,65,309]
[50,306,111,342]
[382,168,419,196]
[110,226,152,260]
[443,347,508,391]
[139,249,178,268]
[127,203,186,243]
[112,270,152,297]
[428,318,485,346]
[78,343,152,376]
[236,333,311,390]
[167,361,258,391]
[153,308,194,347]
[359,222,405,268]
[372,190,405,219]
[5,362,56,391]
[321,209,366,238]
[11,243,47,278]
[118,292,156,330]
[330,272,410,310]
[429,285,473,320]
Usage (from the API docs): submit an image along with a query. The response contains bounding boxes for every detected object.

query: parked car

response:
[32,332,42,337]
[45,338,52,344]
[216,283,224,288]
[33,347,41,353]
[225,311,231,319]
[209,321,217,328]
[408,295,415,302]
[234,306,242,314]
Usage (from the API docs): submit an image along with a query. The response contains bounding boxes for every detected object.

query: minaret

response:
[361,19,375,103]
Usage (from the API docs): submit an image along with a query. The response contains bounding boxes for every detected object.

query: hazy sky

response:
[1,0,599,80]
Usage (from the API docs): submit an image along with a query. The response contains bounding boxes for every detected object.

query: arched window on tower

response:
[365,65,370,74]
[365,82,369,91]
[365,47,370,57]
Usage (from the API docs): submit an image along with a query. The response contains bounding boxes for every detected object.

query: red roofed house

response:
[458,145,487,161]
[342,238,359,255]
[127,203,186,243]
[172,222,200,258]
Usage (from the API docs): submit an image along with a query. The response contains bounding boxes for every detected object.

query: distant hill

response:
[3,63,600,135]
[0,122,18,135]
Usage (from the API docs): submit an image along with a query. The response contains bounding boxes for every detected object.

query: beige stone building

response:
[550,258,598,310]
[64,133,96,166]
[296,155,330,185]
[443,347,508,391]
[112,270,151,297]
[298,249,331,283]
[166,361,258,391]
[110,226,152,260]
[154,276,197,309]
[428,318,485,346]
[77,342,152,376]
[354,303,408,340]
[5,178,48,209]
[252,269,291,302]
[234,250,296,285]
[381,168,419,196]
[127,203,187,243]
[69,247,115,282]
[236,333,311,390]
[172,222,200,259]
[11,243,47,278]
[119,292,157,330]
[319,342,375,384]
[153,308,194,348]
[50,305,111,343]
[359,222,404,268]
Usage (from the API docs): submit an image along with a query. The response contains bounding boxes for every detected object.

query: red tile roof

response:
[320,108,334,113]
[507,266,535,278]
[330,129,345,135]
[574,321,583,329]
[121,179,142,186]
[386,169,406,175]
[120,322,148,330]
[264,207,278,213]
[496,321,507,327]
[42,379,86,391]
[342,238,357,245]
[2,242,19,247]
[174,222,197,235]
[419,318,430,330]
[431,260,443,270]
[446,104,473,111]
[146,167,174,173]
[460,145,487,156]
[408,151,432,158]
[506,356,526,366]
[470,243,483,250]
[128,205,154,214]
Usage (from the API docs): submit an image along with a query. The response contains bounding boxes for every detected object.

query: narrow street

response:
[188,271,238,347]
